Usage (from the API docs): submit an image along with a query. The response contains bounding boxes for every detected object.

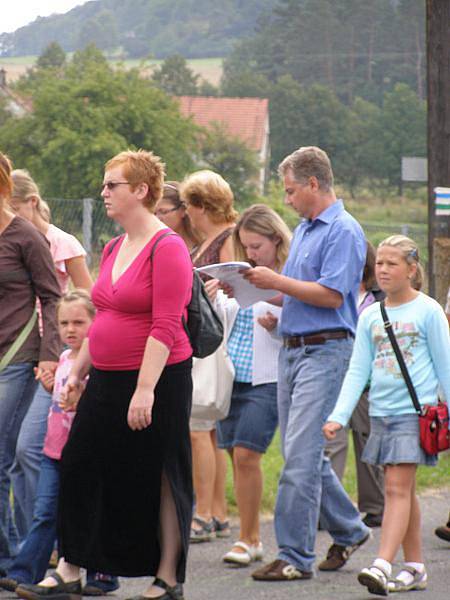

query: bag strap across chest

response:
[380,300,422,416]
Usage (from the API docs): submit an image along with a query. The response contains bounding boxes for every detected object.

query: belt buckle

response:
[285,336,303,349]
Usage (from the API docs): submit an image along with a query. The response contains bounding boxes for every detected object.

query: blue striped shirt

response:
[280,200,366,337]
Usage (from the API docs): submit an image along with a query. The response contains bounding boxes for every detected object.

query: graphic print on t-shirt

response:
[372,321,419,377]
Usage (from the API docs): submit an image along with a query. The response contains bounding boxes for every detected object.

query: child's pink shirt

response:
[89,230,193,370]
[45,224,86,294]
[43,349,77,460]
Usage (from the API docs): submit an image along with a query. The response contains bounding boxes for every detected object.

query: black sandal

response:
[125,578,184,600]
[15,572,82,600]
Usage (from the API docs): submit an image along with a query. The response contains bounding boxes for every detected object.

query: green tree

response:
[77,11,118,52]
[199,122,261,208]
[339,97,382,196]
[0,96,11,128]
[268,78,351,174]
[36,42,66,70]
[222,0,421,106]
[151,55,199,96]
[197,79,219,97]
[221,67,272,98]
[0,47,199,200]
[262,179,298,229]
[375,83,426,192]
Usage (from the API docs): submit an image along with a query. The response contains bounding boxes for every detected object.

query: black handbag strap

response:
[380,300,422,415]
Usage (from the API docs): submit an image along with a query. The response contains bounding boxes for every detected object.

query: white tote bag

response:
[191,306,235,421]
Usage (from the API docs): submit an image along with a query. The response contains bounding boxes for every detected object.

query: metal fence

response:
[48,197,121,270]
[47,197,428,273]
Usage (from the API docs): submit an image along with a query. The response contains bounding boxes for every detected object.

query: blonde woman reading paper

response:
[215,204,291,566]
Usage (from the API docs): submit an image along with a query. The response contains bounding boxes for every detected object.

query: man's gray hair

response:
[278,146,334,191]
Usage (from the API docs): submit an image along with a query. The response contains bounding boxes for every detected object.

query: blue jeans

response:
[275,339,370,572]
[0,363,37,571]
[10,383,52,541]
[9,455,59,584]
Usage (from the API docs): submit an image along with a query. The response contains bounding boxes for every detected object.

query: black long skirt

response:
[57,359,193,580]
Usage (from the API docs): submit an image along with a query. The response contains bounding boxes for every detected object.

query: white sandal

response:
[388,566,427,592]
[223,541,264,566]
[358,564,389,596]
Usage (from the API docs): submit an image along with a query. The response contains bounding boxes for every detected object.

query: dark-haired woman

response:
[0,152,61,574]
[154,181,201,252]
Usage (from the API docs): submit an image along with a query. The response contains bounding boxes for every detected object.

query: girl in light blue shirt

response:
[324,235,450,596]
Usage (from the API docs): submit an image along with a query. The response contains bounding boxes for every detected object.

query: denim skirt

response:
[216,382,278,453]
[362,414,438,466]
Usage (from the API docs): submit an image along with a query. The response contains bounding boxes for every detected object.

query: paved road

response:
[1,488,448,600]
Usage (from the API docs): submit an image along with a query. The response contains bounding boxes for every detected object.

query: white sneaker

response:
[223,541,264,566]
[358,564,389,596]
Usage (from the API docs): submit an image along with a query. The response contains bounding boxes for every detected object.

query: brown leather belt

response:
[283,330,352,348]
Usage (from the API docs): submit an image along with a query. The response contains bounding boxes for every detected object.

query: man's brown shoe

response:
[435,524,450,542]
[251,559,313,581]
[318,531,372,571]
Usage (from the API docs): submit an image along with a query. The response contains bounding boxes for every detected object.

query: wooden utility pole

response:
[427,0,450,301]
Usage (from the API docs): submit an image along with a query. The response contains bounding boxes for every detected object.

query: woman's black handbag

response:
[182,269,224,358]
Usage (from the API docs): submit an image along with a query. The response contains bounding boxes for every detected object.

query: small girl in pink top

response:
[0,291,119,593]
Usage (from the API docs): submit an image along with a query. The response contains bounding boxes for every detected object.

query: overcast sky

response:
[2,1,96,34]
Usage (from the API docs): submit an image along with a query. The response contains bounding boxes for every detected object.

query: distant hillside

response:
[0,0,277,59]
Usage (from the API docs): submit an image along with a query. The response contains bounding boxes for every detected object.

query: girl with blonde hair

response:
[324,235,450,595]
[215,204,292,566]
[9,168,93,551]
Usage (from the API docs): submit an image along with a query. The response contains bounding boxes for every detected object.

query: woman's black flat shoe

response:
[15,572,82,600]
[125,577,184,600]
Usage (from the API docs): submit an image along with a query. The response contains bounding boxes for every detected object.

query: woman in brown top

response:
[0,152,61,574]
[180,170,237,543]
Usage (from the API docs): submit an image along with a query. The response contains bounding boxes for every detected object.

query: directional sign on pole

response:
[434,187,450,216]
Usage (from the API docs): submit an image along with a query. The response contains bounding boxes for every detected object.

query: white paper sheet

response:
[196,262,278,308]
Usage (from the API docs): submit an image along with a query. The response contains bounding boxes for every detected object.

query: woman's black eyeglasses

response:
[155,206,182,217]
[102,181,130,191]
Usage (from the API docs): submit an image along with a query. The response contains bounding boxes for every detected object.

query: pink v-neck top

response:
[89,229,193,370]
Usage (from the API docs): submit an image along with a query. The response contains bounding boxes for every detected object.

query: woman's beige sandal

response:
[223,541,264,566]
[388,566,427,592]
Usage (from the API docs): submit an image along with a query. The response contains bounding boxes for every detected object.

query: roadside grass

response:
[342,184,428,226]
[225,429,450,514]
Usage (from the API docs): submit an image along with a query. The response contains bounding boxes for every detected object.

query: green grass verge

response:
[225,429,450,514]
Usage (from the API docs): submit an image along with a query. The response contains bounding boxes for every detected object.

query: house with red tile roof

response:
[177,96,270,192]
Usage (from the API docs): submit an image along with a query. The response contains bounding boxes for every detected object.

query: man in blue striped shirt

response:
[246,146,371,582]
